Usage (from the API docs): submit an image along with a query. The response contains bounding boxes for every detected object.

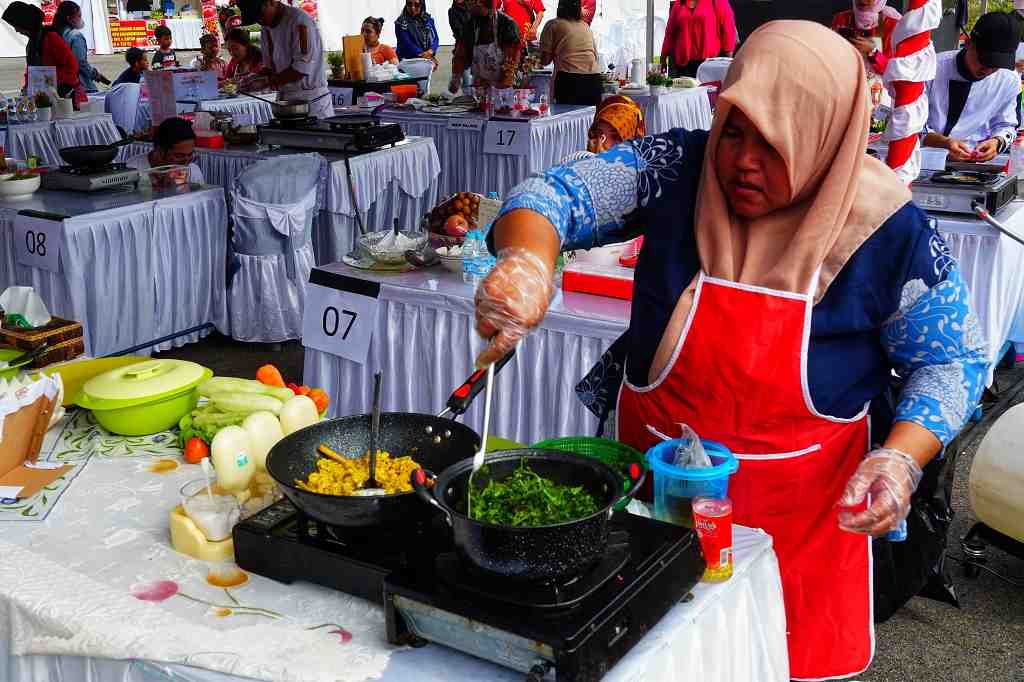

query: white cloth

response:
[627,86,713,135]
[52,114,122,150]
[126,152,206,188]
[376,105,593,197]
[0,409,787,682]
[263,4,331,119]
[0,122,60,166]
[936,201,1024,386]
[925,50,1020,147]
[104,83,144,133]
[136,96,276,132]
[303,264,630,442]
[0,188,228,357]
[228,154,322,342]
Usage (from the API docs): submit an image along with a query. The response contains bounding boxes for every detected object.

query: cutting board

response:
[343,35,365,81]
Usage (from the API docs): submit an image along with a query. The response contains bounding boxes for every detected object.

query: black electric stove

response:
[257,114,405,153]
[234,500,705,682]
[40,162,140,192]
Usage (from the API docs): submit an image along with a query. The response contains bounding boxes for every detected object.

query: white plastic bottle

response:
[1009,132,1024,190]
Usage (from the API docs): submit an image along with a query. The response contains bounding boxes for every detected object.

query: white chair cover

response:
[696,57,732,84]
[228,153,321,342]
[104,83,143,133]
[400,58,434,96]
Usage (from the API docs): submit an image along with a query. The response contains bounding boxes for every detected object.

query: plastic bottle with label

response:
[462,229,485,287]
[1008,132,1024,189]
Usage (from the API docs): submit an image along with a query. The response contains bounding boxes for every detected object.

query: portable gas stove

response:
[40,163,140,192]
[911,169,1018,216]
[257,115,405,153]
[234,499,704,682]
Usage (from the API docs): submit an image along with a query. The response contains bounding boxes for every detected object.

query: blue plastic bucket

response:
[646,439,738,527]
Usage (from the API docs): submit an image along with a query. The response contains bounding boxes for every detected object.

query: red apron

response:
[617,273,873,680]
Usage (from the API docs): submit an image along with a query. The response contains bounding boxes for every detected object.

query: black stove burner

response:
[266,115,319,130]
[930,169,1001,186]
[57,162,129,175]
[324,115,378,132]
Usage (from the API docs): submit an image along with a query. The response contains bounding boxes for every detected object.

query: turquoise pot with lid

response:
[74,359,212,436]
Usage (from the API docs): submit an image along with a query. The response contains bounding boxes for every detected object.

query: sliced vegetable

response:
[279,395,319,435]
[209,392,284,415]
[308,388,329,414]
[183,437,210,464]
[256,364,286,388]
[199,377,294,402]
[242,411,284,471]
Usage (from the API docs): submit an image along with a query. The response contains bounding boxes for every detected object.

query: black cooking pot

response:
[265,351,517,528]
[413,450,645,582]
[59,138,133,168]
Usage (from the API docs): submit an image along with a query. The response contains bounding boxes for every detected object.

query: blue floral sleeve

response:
[498,133,687,251]
[883,231,989,446]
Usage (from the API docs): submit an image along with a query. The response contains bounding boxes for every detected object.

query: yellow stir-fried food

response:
[295,450,420,496]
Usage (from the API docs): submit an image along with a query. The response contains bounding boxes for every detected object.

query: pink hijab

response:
[853,0,901,30]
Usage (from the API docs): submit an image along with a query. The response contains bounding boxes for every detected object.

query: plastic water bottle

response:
[1009,133,1024,193]
[479,192,500,275]
[462,229,485,287]
[886,520,907,543]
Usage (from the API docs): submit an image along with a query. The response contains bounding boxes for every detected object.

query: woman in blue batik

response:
[473,21,987,680]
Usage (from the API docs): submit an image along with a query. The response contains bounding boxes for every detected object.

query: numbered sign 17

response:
[302,281,381,364]
[483,121,531,156]
[13,214,63,273]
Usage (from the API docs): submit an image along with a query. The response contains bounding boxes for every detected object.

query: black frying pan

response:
[264,351,516,528]
[58,138,133,169]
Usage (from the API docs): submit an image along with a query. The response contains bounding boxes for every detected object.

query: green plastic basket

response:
[531,437,647,511]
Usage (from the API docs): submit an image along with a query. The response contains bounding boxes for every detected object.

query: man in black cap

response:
[923,12,1021,163]
[235,0,331,119]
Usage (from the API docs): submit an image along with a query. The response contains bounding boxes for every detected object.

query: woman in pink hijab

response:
[474,20,987,679]
[831,0,902,75]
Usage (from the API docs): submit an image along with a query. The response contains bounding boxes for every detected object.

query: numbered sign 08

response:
[13,214,64,273]
[483,121,531,156]
[302,282,381,364]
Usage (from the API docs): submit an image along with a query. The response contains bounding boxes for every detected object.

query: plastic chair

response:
[104,83,143,133]
[399,58,434,96]
[228,153,322,342]
[696,57,732,85]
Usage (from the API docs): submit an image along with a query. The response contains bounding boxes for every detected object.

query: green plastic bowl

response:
[531,436,647,511]
[87,387,202,436]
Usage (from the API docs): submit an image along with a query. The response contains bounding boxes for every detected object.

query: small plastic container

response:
[180,479,241,542]
[646,438,738,527]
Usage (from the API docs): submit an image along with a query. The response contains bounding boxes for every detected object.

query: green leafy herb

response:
[469,459,600,527]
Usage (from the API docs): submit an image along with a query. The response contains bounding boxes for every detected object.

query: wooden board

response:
[342,35,364,81]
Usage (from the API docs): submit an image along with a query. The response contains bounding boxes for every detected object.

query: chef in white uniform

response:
[923,12,1020,163]
[237,0,332,120]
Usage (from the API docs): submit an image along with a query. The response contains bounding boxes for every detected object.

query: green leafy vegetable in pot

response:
[469,459,601,527]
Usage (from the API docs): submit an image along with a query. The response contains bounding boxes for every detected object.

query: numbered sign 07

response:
[13,214,64,273]
[302,282,381,364]
[483,121,531,156]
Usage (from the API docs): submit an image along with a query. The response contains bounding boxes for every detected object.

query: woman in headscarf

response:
[52,1,109,93]
[831,0,902,76]
[448,0,522,92]
[2,1,83,104]
[395,0,440,68]
[587,95,645,153]
[473,21,987,679]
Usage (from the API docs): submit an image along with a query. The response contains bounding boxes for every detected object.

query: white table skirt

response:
[125,137,442,264]
[134,96,275,132]
[0,187,228,356]
[629,87,714,134]
[304,265,630,443]
[0,114,120,166]
[935,201,1024,386]
[0,409,788,682]
[376,105,593,197]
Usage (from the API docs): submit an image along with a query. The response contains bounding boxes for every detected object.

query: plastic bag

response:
[672,423,712,468]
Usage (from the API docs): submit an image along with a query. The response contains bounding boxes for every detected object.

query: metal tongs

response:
[973,201,1024,247]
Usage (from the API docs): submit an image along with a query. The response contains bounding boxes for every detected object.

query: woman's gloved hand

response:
[837,448,923,536]
[474,247,555,368]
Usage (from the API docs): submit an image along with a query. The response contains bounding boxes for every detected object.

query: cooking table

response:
[0,114,121,166]
[0,185,228,357]
[0,408,788,682]
[374,104,594,197]
[122,136,441,263]
[933,200,1024,385]
[624,87,714,134]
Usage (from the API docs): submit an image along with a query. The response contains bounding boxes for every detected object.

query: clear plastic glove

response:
[837,448,923,537]
[474,247,555,368]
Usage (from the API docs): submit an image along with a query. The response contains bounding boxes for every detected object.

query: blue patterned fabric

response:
[498,129,989,445]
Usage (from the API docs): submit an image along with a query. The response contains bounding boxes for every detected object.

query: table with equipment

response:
[627,87,713,134]
[0,408,788,682]
[122,129,440,263]
[0,114,122,166]
[0,185,228,357]
[328,76,421,101]
[374,104,594,197]
[136,95,277,132]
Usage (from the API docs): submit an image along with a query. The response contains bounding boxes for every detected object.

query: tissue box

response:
[1,316,83,352]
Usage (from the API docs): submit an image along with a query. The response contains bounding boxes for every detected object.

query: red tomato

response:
[183,437,210,464]
[445,214,469,237]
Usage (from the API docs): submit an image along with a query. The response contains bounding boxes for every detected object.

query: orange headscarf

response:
[594,95,646,141]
